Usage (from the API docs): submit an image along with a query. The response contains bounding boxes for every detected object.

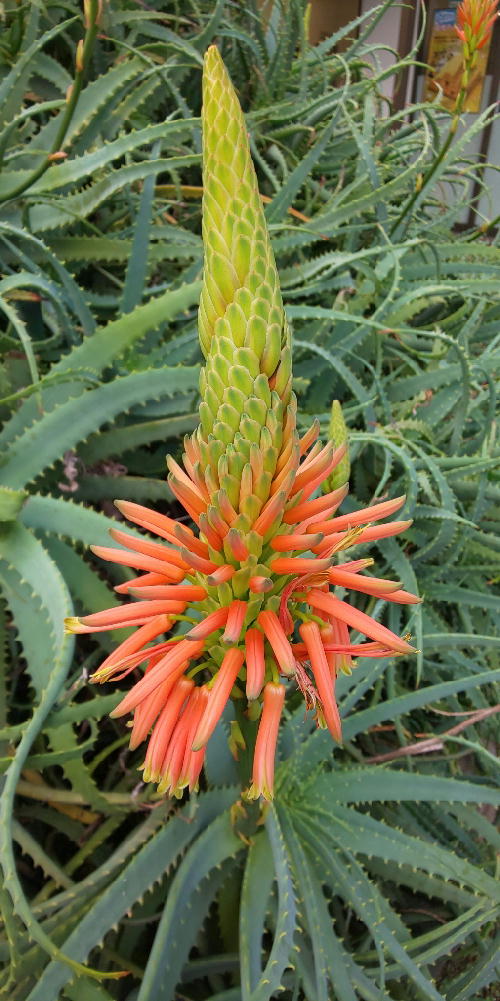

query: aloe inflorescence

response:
[66,47,418,801]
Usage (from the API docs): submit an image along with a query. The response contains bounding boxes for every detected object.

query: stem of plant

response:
[0,0,100,205]
[390,76,470,240]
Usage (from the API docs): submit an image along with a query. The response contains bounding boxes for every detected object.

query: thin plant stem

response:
[0,0,100,205]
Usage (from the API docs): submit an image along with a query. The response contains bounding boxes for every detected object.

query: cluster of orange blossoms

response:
[68,475,417,800]
[66,47,418,801]
[455,0,498,52]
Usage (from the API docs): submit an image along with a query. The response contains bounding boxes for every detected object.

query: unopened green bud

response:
[184,46,300,525]
[229,721,246,759]
[323,400,350,492]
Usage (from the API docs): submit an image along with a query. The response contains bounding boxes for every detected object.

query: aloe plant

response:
[0,3,499,999]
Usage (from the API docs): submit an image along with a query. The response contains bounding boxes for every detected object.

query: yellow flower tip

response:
[75,39,84,73]
[245,782,274,803]
[245,784,259,801]
[93,667,114,686]
[402,634,419,654]
[64,616,84,634]
[205,43,220,64]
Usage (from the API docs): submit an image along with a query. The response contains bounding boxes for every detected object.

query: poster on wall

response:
[424,7,491,111]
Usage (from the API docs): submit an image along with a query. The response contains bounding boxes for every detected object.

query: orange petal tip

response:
[249,576,273,593]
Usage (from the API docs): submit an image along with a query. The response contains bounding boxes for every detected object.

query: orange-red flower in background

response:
[455,0,498,51]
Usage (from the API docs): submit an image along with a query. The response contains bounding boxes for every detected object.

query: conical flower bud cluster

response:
[171,47,295,557]
[323,399,350,493]
[66,47,418,801]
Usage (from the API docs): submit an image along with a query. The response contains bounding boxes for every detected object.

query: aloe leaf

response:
[31,811,165,922]
[277,811,331,1001]
[294,338,374,420]
[244,806,296,1001]
[0,290,39,388]
[121,141,160,315]
[29,120,197,194]
[0,18,77,129]
[63,981,115,1001]
[137,812,243,1001]
[0,365,199,488]
[29,156,200,233]
[443,931,500,1001]
[281,666,500,788]
[79,413,199,464]
[343,666,500,741]
[74,474,172,504]
[25,789,238,1001]
[361,900,498,979]
[11,822,73,891]
[266,111,341,223]
[298,819,443,1001]
[309,769,500,809]
[0,525,97,981]
[41,537,121,651]
[48,229,202,264]
[20,494,137,548]
[0,563,66,700]
[0,222,95,336]
[54,282,201,379]
[296,804,499,902]
[21,55,146,158]
[190,0,226,50]
[239,829,276,999]
[0,521,73,695]
[0,280,200,451]
[0,486,27,521]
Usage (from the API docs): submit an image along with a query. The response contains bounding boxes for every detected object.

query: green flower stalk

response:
[66,47,418,801]
[392,0,499,235]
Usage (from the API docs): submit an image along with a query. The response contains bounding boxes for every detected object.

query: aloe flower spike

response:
[65,46,417,801]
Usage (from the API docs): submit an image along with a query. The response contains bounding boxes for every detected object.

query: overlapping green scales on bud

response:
[220,473,240,509]
[191,47,301,522]
[199,48,290,379]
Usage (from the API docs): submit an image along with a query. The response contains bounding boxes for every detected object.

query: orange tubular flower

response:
[245,629,266,700]
[65,47,418,802]
[299,622,342,743]
[247,683,286,801]
[192,648,245,751]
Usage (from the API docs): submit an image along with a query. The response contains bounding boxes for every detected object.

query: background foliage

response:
[0,2,499,999]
